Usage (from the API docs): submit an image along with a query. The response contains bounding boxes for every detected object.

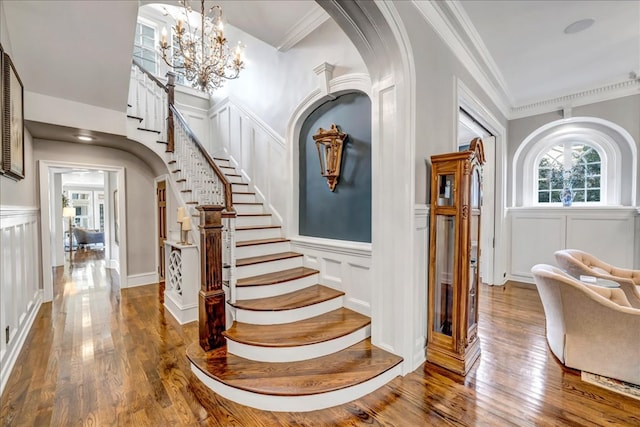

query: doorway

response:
[39,160,127,302]
[457,79,507,286]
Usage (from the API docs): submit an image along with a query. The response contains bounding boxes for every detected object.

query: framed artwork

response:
[2,50,24,180]
[0,43,4,175]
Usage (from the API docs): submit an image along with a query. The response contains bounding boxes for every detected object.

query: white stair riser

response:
[191,361,401,412]
[236,256,303,279]
[235,241,291,259]
[234,204,264,214]
[235,296,344,325]
[215,159,231,167]
[236,215,272,227]
[236,227,281,241]
[233,193,257,203]
[236,273,318,300]
[226,325,371,362]
[232,183,250,193]
[225,174,244,184]
[220,167,237,175]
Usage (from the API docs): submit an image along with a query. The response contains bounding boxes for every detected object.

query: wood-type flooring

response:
[1,249,639,426]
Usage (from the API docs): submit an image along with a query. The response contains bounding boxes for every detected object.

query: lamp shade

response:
[63,207,75,218]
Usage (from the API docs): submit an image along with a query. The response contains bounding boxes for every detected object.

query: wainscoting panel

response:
[0,207,43,394]
[509,211,565,282]
[209,98,287,230]
[291,237,371,316]
[509,207,639,283]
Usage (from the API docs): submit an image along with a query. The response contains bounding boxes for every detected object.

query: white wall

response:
[211,19,367,138]
[0,207,42,395]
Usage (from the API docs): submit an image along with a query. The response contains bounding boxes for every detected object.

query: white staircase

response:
[126,61,402,412]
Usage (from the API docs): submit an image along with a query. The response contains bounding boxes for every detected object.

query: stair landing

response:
[187,338,403,411]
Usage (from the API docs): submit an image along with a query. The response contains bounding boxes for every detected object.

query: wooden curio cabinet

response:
[427,138,485,375]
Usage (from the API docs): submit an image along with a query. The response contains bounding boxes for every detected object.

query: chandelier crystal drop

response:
[159,0,245,94]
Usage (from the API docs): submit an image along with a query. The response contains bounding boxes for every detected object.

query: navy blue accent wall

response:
[299,92,372,243]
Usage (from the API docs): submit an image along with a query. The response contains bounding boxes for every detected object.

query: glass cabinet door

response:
[434,215,456,336]
[468,167,481,330]
[437,174,455,206]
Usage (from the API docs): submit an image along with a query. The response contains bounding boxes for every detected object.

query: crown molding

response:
[447,1,514,106]
[509,78,640,119]
[275,5,330,52]
[412,1,640,121]
[412,0,511,118]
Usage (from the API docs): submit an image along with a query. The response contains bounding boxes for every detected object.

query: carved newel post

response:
[196,205,226,351]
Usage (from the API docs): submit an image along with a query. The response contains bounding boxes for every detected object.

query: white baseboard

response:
[164,291,198,325]
[127,271,158,288]
[0,290,43,395]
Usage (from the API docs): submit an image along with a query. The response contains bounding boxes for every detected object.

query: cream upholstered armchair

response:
[554,249,640,309]
[531,264,640,385]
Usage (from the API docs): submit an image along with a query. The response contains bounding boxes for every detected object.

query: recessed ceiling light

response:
[564,18,595,34]
[77,135,94,141]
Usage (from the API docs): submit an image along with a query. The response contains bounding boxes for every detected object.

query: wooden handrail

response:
[132,58,168,92]
[169,104,234,212]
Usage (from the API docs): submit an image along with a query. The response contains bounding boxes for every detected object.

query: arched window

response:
[512,117,637,207]
[535,143,602,204]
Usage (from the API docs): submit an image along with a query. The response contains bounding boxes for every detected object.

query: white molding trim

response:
[275,4,330,52]
[127,271,158,288]
[411,0,511,117]
[0,206,39,216]
[413,1,640,119]
[38,160,127,300]
[290,236,372,258]
[209,96,286,149]
[512,116,638,207]
[164,293,197,325]
[0,290,42,395]
[447,1,513,104]
[510,79,640,119]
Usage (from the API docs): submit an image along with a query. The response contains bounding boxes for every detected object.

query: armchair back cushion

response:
[531,264,640,385]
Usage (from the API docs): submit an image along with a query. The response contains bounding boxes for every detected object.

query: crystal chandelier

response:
[159,0,245,94]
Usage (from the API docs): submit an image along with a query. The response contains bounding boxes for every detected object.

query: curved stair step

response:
[235,267,319,300]
[235,237,291,259]
[187,338,403,412]
[231,285,345,325]
[236,251,302,267]
[236,251,303,278]
[223,308,371,362]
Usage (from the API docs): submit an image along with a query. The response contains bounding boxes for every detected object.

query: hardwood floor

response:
[2,251,640,426]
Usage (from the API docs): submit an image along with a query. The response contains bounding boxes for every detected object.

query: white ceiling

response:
[2,0,638,124]
[457,0,640,107]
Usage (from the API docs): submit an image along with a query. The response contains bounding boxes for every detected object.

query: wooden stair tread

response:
[233,202,262,205]
[236,251,302,267]
[236,225,280,231]
[187,338,402,396]
[237,213,271,217]
[237,267,318,287]
[236,237,289,247]
[231,285,344,311]
[223,308,370,347]
[233,191,256,195]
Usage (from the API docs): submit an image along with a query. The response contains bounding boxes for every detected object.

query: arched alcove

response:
[512,117,637,206]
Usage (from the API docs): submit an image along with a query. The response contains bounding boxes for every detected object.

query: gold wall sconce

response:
[312,124,347,191]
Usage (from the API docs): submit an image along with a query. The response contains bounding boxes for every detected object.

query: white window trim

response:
[514,117,636,207]
[134,17,159,74]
